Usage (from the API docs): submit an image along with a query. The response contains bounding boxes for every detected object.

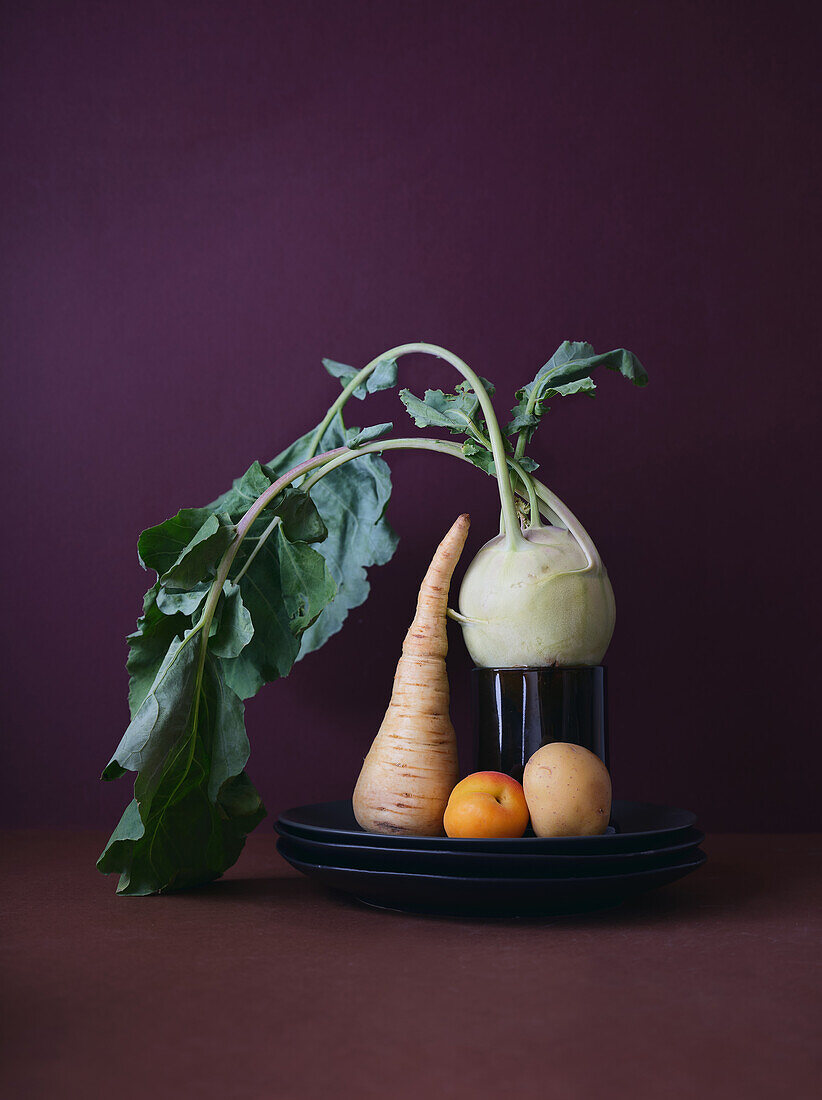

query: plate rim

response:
[275,825,706,863]
[277,842,707,887]
[276,798,698,850]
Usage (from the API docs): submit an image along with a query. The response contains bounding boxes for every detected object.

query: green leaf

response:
[126,584,191,718]
[209,582,254,659]
[276,530,337,637]
[155,581,211,617]
[399,377,495,435]
[346,422,393,447]
[399,389,457,430]
[369,357,399,393]
[269,486,328,544]
[135,466,280,632]
[222,521,336,699]
[160,512,236,591]
[207,460,278,516]
[266,416,397,657]
[138,508,212,576]
[322,356,398,400]
[507,341,648,443]
[105,364,399,894]
[98,632,265,895]
[104,632,201,784]
[554,376,597,397]
[462,439,539,477]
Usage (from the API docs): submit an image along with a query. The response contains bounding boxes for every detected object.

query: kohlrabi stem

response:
[530,475,601,569]
[519,473,543,530]
[299,437,463,494]
[514,385,543,461]
[233,438,595,590]
[309,343,524,550]
[464,416,543,531]
[307,374,368,458]
[195,434,602,675]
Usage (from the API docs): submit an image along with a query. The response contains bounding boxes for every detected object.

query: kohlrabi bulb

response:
[458,527,615,667]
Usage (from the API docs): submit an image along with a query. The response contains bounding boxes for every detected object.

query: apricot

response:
[443,771,530,838]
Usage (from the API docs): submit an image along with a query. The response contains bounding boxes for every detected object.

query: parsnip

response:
[353,514,470,835]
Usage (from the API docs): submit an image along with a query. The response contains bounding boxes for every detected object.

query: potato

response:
[522,742,611,837]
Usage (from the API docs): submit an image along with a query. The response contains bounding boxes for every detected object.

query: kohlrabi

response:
[397,340,645,668]
[100,340,645,894]
[458,525,616,667]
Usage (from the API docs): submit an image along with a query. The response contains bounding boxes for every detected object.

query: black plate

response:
[276,799,697,854]
[275,827,705,877]
[276,841,707,917]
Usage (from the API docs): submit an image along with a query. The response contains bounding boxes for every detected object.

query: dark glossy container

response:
[472,666,607,781]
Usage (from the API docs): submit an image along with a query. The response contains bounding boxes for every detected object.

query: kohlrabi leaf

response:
[554,376,598,398]
[160,512,236,591]
[138,508,212,576]
[103,632,201,785]
[104,354,400,894]
[462,439,539,477]
[266,415,397,658]
[207,460,278,515]
[105,488,334,890]
[507,342,648,443]
[399,377,495,436]
[208,582,254,659]
[271,486,328,544]
[276,529,337,637]
[99,632,264,895]
[221,519,336,699]
[138,462,278,589]
[126,583,191,718]
[346,422,393,447]
[322,356,398,400]
[155,581,211,617]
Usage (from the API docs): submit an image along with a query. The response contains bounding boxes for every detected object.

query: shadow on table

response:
[175,837,810,928]
[180,875,313,906]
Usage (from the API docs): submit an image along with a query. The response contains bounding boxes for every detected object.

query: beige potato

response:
[522,742,611,837]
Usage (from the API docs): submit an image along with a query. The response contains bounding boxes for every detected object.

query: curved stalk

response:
[517,470,544,530]
[309,342,524,550]
[193,439,469,664]
[529,475,601,569]
[307,374,369,458]
[464,415,543,531]
[193,447,348,648]
[299,436,461,493]
[194,433,603,673]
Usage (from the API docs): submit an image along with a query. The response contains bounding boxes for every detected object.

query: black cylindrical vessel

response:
[472,666,608,782]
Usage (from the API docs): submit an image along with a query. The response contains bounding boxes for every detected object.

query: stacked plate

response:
[275,799,705,917]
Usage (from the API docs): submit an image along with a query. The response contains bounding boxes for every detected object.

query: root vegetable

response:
[459,526,616,668]
[353,514,470,835]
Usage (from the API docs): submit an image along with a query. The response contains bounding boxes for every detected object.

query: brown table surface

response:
[1,832,819,1099]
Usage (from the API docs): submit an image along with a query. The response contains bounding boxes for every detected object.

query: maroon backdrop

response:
[2,0,819,831]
